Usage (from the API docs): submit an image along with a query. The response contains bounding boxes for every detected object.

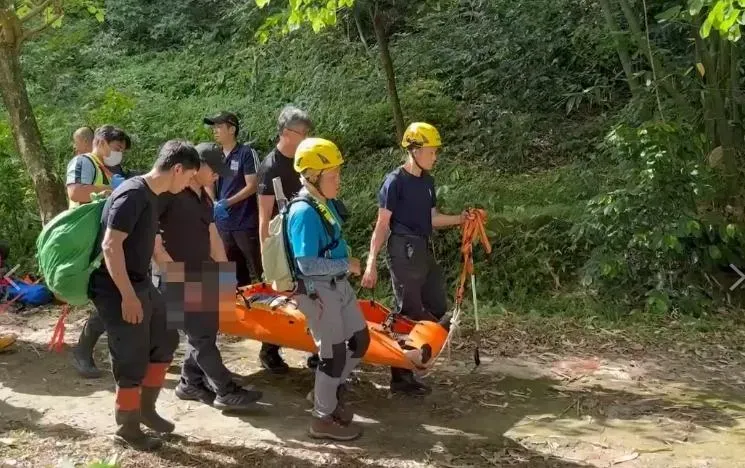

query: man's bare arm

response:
[67,184,111,204]
[209,223,228,262]
[101,228,136,299]
[258,194,276,246]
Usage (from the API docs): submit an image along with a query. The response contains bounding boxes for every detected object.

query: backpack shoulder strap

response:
[286,195,340,257]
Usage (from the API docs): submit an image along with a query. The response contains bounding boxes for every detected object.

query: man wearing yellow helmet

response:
[362,122,465,396]
[286,137,370,441]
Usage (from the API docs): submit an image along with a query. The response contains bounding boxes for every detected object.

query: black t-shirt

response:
[91,176,159,289]
[257,147,302,218]
[158,186,213,266]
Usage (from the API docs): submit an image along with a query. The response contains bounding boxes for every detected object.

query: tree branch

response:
[20,13,61,43]
[19,0,56,23]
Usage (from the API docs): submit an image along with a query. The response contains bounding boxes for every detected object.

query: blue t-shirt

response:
[215,143,259,232]
[378,167,437,237]
[287,197,349,264]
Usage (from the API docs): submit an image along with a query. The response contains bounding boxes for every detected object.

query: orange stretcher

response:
[218,283,450,370]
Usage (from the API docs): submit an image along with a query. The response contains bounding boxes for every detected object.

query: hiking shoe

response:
[309,415,361,441]
[214,387,263,411]
[259,346,289,374]
[390,375,431,396]
[175,381,216,405]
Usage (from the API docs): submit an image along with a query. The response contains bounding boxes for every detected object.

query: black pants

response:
[180,310,236,396]
[218,228,282,357]
[386,234,447,381]
[219,229,262,287]
[90,278,179,389]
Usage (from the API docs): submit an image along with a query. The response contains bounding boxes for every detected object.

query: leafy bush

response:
[573,121,745,314]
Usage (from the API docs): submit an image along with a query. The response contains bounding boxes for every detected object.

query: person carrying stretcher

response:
[285,137,370,441]
[362,122,466,396]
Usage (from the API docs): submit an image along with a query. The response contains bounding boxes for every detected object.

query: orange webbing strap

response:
[455,208,492,307]
[419,208,492,375]
[48,304,70,352]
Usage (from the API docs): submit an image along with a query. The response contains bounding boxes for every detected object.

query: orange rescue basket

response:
[219,283,449,370]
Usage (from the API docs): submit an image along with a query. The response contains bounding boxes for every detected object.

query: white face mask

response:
[104,151,123,166]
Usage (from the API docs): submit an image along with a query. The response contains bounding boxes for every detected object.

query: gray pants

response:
[296,277,370,418]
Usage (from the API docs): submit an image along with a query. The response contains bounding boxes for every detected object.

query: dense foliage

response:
[2,0,745,318]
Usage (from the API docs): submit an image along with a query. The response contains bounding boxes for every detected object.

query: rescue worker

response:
[88,140,199,451]
[361,122,465,396]
[73,126,94,156]
[203,112,263,288]
[67,125,132,379]
[286,137,370,441]
[257,105,314,373]
[153,142,263,410]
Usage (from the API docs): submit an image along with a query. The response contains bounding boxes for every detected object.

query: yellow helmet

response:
[401,122,442,149]
[294,137,345,173]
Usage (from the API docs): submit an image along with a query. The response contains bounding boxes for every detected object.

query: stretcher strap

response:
[48,304,69,353]
[455,209,492,307]
[419,209,491,374]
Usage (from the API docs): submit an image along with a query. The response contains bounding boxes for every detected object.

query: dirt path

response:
[1,307,745,467]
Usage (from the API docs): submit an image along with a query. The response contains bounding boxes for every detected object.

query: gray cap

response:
[195,142,230,177]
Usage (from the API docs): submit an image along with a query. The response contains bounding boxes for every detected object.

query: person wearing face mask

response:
[66,125,131,209]
[361,122,466,397]
[286,138,370,441]
[66,125,132,379]
[88,140,200,451]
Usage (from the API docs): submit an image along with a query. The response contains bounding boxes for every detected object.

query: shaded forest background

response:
[2,0,745,320]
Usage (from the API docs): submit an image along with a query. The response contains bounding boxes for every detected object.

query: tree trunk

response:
[0,30,66,225]
[598,0,638,96]
[616,0,693,115]
[354,6,370,53]
[371,7,405,143]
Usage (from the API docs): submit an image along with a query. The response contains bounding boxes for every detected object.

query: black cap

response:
[195,142,231,177]
[203,111,239,129]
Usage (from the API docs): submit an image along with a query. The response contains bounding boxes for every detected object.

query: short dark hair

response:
[94,125,131,150]
[154,140,201,172]
[277,105,312,133]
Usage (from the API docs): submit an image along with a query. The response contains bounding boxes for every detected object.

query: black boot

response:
[114,408,162,451]
[259,343,289,374]
[140,386,175,434]
[390,368,431,396]
[71,317,105,379]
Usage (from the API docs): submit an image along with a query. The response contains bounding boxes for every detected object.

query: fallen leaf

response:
[612,452,640,465]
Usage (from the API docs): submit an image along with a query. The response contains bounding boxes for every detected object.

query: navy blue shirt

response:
[215,143,259,232]
[378,167,437,237]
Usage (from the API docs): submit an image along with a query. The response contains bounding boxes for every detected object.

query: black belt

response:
[390,232,430,241]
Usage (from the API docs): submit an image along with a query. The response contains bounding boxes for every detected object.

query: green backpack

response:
[36,192,106,306]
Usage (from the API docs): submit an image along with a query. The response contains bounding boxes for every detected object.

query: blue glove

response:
[214,199,230,221]
[111,174,126,190]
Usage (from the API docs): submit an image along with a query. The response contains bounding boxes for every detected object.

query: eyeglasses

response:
[286,127,309,138]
